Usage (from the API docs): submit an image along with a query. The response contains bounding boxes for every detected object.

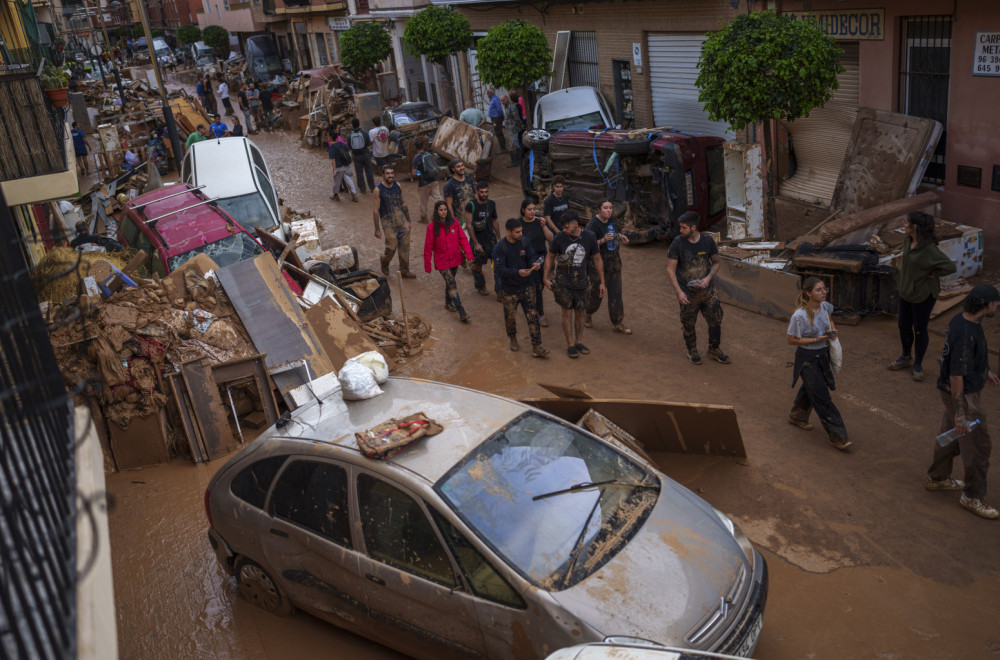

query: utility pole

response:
[134,0,184,170]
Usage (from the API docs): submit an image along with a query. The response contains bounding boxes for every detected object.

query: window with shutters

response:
[898,16,951,184]
[568,31,599,90]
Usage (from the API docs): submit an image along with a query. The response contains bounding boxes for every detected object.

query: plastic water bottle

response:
[607,222,616,251]
[936,419,980,447]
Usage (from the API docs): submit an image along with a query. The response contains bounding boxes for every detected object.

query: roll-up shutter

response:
[779,43,860,207]
[647,34,735,139]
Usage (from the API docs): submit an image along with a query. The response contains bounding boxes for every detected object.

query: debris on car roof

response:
[356,413,443,460]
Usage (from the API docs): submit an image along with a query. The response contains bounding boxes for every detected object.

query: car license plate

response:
[735,614,763,657]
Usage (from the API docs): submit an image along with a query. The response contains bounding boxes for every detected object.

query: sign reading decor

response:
[783,8,885,41]
[329,17,349,31]
[973,31,1000,77]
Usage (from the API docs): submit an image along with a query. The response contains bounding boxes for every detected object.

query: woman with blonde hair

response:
[786,277,851,451]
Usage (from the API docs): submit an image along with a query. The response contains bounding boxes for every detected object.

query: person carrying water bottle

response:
[585,199,631,334]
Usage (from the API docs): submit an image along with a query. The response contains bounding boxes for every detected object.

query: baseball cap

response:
[968,284,1000,303]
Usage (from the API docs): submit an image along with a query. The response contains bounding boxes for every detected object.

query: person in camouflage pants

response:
[492,218,550,358]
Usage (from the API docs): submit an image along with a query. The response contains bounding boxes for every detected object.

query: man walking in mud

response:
[543,211,604,358]
[466,180,500,296]
[666,211,730,366]
[493,218,549,358]
[443,159,475,233]
[373,166,416,278]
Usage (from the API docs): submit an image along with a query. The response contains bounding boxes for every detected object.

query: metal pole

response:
[91,0,127,108]
[134,0,184,171]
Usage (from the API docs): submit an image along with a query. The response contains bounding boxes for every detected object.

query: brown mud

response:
[108,126,1000,659]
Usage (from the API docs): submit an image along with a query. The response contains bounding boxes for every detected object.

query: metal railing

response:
[0,187,77,659]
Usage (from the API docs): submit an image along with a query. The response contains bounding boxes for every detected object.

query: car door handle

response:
[269,528,289,538]
[365,573,385,586]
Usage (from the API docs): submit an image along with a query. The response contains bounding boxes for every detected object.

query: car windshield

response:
[168,232,264,271]
[215,193,277,233]
[544,111,607,132]
[436,412,659,591]
[394,106,437,125]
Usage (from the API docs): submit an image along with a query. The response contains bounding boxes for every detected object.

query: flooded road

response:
[107,116,1000,659]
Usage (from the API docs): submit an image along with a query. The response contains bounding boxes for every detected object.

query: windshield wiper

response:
[532,479,657,501]
[560,486,605,589]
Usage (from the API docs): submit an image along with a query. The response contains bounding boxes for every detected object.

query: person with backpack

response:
[411,137,443,224]
[349,117,375,194]
[328,125,358,203]
[368,115,390,173]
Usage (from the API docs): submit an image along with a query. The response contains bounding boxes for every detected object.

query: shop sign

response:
[783,8,885,41]
[329,17,350,31]
[973,31,1000,77]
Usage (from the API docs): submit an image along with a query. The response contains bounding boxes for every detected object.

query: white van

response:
[152,37,172,62]
[181,137,285,240]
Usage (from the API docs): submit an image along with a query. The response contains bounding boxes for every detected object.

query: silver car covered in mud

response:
[205,378,767,659]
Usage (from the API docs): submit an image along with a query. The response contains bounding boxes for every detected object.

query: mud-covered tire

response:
[236,557,292,616]
[613,137,652,155]
[523,129,552,152]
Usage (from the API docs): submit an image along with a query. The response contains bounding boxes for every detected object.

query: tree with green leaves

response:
[696,9,843,236]
[475,20,550,115]
[177,25,201,47]
[340,22,392,83]
[201,25,230,54]
[403,6,471,111]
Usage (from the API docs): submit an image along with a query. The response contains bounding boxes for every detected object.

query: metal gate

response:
[647,34,734,138]
[898,16,951,184]
[567,31,600,89]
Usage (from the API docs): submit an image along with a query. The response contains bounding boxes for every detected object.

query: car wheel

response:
[523,129,551,152]
[236,557,292,616]
[613,137,652,155]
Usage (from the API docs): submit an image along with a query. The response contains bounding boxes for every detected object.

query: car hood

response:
[547,479,745,646]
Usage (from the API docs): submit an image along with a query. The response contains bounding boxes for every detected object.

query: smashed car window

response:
[168,233,264,271]
[544,111,607,132]
[436,412,659,591]
[215,193,277,233]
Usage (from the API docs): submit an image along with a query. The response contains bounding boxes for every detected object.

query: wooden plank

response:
[168,371,208,462]
[536,383,593,399]
[522,398,747,460]
[107,410,170,470]
[304,296,390,372]
[180,359,238,461]
[714,257,801,321]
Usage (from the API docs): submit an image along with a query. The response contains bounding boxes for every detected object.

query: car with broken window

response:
[533,86,617,133]
[204,377,767,659]
[521,128,727,242]
[117,183,267,276]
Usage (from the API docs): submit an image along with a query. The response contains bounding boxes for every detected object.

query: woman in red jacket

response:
[424,200,474,322]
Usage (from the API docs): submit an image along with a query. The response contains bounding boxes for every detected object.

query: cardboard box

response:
[939,223,983,283]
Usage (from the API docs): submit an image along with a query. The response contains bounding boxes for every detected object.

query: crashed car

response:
[382,101,442,131]
[521,128,727,241]
[205,377,767,660]
[533,86,617,132]
[117,183,266,275]
[547,641,750,660]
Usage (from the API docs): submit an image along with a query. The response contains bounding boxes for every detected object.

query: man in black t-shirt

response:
[442,159,475,232]
[926,284,1000,519]
[465,180,499,296]
[544,212,604,358]
[666,211,729,366]
[586,199,631,334]
[493,218,549,358]
[328,129,358,202]
[542,177,569,235]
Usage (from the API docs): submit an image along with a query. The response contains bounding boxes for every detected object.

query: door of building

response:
[778,43,860,207]
[647,33,735,138]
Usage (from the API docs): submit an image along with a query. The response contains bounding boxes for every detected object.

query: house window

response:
[568,31,600,90]
[897,16,951,184]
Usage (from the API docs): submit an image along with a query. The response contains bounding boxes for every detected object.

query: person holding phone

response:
[786,277,851,451]
[493,218,550,358]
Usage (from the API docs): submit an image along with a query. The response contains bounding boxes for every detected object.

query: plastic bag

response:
[349,351,389,384]
[829,336,843,373]
[338,360,383,400]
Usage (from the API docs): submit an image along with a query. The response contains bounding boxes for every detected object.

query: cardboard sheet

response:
[304,296,392,372]
[714,257,801,321]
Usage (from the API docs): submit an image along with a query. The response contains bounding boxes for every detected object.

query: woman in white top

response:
[786,277,851,451]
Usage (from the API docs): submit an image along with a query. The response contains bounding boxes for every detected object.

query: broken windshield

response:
[435,412,659,590]
[215,193,277,233]
[168,233,265,271]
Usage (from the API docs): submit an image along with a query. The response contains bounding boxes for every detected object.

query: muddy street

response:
[108,130,1000,659]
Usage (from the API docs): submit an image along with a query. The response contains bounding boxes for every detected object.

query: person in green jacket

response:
[185,124,208,151]
[889,211,957,381]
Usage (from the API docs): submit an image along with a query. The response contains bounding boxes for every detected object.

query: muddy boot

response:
[351,193,359,203]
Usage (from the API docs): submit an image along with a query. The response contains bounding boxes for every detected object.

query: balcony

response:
[0,66,78,207]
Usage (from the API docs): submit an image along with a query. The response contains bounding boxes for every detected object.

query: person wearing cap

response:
[442,159,475,234]
[925,283,1000,520]
[888,211,956,381]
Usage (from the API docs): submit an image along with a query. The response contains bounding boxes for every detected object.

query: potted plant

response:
[42,66,70,107]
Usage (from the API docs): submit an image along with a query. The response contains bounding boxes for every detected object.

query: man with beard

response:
[465,180,500,297]
[543,212,604,358]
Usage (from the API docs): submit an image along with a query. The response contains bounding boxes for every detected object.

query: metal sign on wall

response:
[973,31,1000,76]
[328,17,349,31]
[783,8,885,41]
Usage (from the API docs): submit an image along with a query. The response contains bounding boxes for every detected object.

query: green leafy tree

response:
[402,6,471,111]
[201,25,230,54]
[475,20,550,114]
[177,25,201,47]
[696,9,843,236]
[340,22,392,82]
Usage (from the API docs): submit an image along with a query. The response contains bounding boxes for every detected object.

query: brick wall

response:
[458,0,738,128]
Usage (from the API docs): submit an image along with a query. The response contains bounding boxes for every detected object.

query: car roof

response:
[126,183,249,258]
[274,377,526,485]
[392,101,436,112]
[535,86,608,124]
[187,137,262,198]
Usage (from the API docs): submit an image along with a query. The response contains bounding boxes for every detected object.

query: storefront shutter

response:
[647,34,735,139]
[779,43,860,207]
